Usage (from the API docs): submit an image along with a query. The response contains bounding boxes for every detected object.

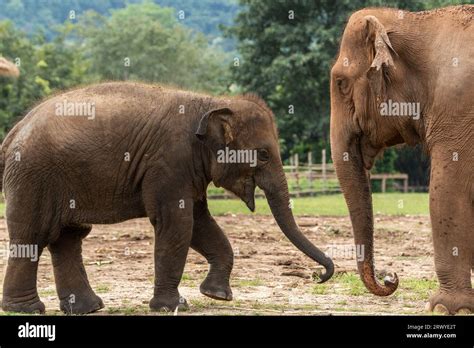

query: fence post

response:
[381,176,386,193]
[294,154,300,195]
[307,151,313,191]
[321,149,327,193]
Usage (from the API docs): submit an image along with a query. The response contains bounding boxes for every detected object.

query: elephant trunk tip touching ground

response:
[256,164,334,283]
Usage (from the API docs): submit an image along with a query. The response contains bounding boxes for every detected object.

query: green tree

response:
[0,0,240,50]
[0,20,89,137]
[70,2,231,93]
[227,0,468,181]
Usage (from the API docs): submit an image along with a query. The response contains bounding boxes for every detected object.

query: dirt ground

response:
[0,214,461,315]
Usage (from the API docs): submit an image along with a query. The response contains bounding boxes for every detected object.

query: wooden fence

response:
[207,150,409,199]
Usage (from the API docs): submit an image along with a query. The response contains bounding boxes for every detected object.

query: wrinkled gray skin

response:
[330,6,473,314]
[1,82,333,314]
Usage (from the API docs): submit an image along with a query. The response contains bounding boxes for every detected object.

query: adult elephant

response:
[1,82,333,314]
[330,6,473,314]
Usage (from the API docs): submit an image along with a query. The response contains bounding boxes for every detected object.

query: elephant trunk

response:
[331,131,398,296]
[257,165,334,283]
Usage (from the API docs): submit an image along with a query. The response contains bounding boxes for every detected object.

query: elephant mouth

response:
[242,176,256,212]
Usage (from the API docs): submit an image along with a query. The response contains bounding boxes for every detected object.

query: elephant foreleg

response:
[48,224,104,314]
[192,199,234,301]
[149,199,193,312]
[428,151,474,314]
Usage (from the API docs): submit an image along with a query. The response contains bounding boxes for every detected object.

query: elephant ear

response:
[195,107,234,151]
[365,15,396,103]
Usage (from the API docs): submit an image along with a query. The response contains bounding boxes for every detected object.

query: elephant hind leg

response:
[192,199,234,301]
[48,224,104,314]
[2,220,46,313]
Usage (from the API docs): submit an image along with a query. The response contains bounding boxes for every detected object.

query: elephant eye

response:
[336,77,349,94]
[257,149,270,162]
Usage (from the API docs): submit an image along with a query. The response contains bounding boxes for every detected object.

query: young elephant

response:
[330,6,473,314]
[1,82,333,314]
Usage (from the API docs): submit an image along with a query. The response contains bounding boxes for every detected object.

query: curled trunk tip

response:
[316,260,334,283]
[359,261,399,296]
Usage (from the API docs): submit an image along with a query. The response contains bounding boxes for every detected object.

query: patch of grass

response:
[0,311,38,316]
[0,193,427,218]
[107,306,148,315]
[189,298,319,313]
[96,284,111,294]
[39,289,56,296]
[181,273,198,286]
[399,278,438,301]
[235,300,318,312]
[332,306,365,313]
[208,193,429,216]
[336,273,368,296]
[181,273,193,281]
[189,298,213,309]
[233,278,264,287]
[311,284,329,295]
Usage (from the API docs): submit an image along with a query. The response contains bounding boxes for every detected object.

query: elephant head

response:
[0,57,19,77]
[195,95,334,282]
[329,11,426,295]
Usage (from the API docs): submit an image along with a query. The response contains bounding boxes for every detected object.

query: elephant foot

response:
[2,295,46,314]
[200,276,233,301]
[427,290,474,315]
[149,294,189,312]
[59,293,104,315]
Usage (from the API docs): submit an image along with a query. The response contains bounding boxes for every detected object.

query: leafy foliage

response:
[70,2,231,93]
[0,0,239,49]
[227,0,469,181]
[0,21,88,137]
[0,2,232,137]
